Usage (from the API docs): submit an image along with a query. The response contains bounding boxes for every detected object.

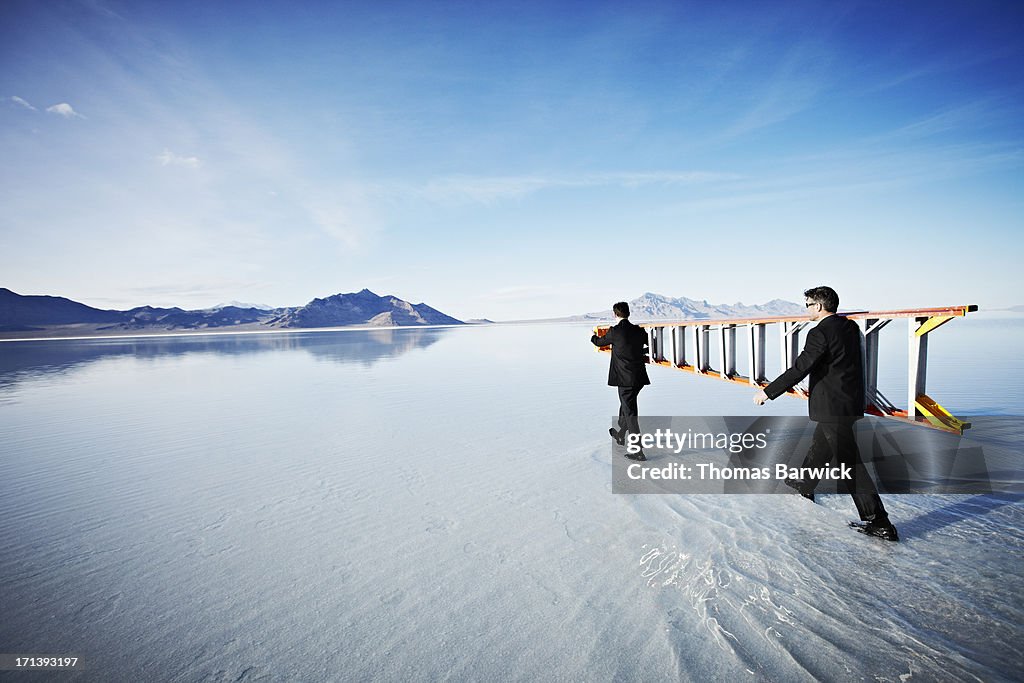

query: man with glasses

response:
[753,286,898,542]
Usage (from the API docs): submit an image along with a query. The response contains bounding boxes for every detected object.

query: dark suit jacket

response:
[764,314,864,421]
[591,319,651,387]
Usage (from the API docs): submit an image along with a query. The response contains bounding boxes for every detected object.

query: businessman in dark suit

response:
[754,286,898,542]
[591,301,650,461]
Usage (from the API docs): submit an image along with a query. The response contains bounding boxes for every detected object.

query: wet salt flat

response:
[1,316,1023,681]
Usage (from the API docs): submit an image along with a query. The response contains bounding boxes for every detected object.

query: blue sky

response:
[2,0,1022,319]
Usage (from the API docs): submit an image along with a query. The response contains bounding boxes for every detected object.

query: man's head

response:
[803,286,838,321]
[613,301,630,319]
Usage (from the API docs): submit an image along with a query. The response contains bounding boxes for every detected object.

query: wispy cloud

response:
[864,97,1021,144]
[45,102,85,118]
[665,140,1024,215]
[715,44,832,142]
[307,202,366,249]
[113,279,273,308]
[9,96,37,111]
[124,281,265,298]
[704,4,854,145]
[865,44,1022,95]
[157,148,201,168]
[411,170,741,204]
[79,0,125,21]
[480,285,559,302]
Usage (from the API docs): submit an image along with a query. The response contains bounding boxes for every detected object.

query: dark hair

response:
[613,301,630,318]
[804,286,839,313]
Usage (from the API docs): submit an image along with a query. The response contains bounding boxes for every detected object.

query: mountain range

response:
[0,287,810,339]
[580,292,805,321]
[0,288,461,337]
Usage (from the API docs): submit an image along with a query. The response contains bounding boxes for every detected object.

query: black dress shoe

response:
[609,428,625,446]
[784,477,815,501]
[624,450,647,462]
[849,521,899,542]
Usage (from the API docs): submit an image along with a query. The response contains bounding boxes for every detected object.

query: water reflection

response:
[0,327,450,391]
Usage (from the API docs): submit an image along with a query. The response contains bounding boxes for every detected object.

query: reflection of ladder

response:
[593,305,978,434]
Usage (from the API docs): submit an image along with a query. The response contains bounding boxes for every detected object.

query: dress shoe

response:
[609,428,625,446]
[784,477,815,501]
[849,521,899,542]
[624,450,646,462]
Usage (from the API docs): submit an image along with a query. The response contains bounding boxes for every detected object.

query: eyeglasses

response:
[805,302,819,308]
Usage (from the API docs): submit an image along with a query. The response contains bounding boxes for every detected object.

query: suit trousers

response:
[616,385,643,435]
[802,420,890,524]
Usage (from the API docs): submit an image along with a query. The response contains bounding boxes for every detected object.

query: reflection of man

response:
[753,286,898,542]
[591,302,650,461]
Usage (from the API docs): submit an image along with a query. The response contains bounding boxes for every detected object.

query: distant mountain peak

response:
[210,301,274,311]
[585,292,805,321]
[268,290,461,328]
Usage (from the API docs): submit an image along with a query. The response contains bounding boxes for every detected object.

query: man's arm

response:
[591,328,616,347]
[762,327,827,400]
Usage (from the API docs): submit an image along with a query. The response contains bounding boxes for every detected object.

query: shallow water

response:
[1,316,1022,681]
